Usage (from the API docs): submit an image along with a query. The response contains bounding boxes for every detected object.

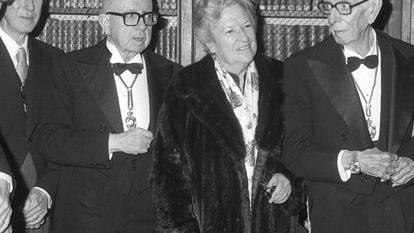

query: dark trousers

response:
[343,194,405,233]
[55,169,155,233]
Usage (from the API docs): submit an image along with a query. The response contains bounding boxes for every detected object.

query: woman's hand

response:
[265,173,292,204]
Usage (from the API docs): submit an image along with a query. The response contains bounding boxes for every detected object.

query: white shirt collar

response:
[106,40,142,64]
[343,29,377,60]
[0,26,29,65]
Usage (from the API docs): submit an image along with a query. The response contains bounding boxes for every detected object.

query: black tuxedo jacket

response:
[282,31,414,233]
[35,40,182,233]
[0,37,60,197]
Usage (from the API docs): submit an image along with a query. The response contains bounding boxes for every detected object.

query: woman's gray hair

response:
[193,0,257,51]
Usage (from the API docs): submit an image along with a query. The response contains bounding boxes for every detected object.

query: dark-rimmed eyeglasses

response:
[106,12,158,26]
[317,0,369,15]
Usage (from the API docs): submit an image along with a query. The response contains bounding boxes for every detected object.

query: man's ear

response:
[367,0,383,24]
[99,14,110,35]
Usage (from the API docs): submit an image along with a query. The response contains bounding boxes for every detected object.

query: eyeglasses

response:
[106,12,159,26]
[317,0,369,15]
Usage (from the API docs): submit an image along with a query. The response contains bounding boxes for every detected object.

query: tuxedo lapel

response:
[376,34,414,153]
[76,41,124,133]
[142,52,167,133]
[377,34,392,151]
[310,37,372,148]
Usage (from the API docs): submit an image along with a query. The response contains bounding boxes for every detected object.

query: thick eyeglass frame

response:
[106,11,159,26]
[317,0,369,15]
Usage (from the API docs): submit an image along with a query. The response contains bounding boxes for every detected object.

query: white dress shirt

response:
[0,27,52,207]
[337,29,382,181]
[106,40,150,159]
[0,26,30,68]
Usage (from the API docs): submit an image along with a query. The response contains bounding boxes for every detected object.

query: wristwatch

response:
[349,151,361,174]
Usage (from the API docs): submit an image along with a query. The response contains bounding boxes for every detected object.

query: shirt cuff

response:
[108,134,113,160]
[338,150,351,182]
[33,186,52,209]
[412,124,414,137]
[0,172,13,193]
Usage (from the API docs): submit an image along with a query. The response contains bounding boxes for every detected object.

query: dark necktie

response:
[111,63,143,76]
[347,55,378,72]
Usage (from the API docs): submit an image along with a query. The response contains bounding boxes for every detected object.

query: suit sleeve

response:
[282,58,343,184]
[151,82,199,233]
[35,161,59,200]
[0,146,11,178]
[0,146,13,191]
[34,55,111,168]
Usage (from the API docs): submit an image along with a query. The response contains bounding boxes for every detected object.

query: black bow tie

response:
[111,63,143,76]
[347,55,378,72]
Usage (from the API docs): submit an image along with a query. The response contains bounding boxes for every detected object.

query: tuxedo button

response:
[99,124,108,132]
[360,176,368,183]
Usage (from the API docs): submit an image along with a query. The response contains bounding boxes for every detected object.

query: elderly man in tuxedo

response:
[0,0,61,232]
[35,0,182,232]
[282,0,414,233]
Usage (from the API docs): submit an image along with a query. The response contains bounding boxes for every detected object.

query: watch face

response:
[350,161,361,174]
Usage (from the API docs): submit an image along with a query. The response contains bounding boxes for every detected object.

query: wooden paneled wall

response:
[382,0,413,44]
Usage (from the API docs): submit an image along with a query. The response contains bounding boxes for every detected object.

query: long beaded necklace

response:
[352,58,379,139]
[116,73,139,129]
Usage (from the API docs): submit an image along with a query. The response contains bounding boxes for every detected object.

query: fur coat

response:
[151,54,305,233]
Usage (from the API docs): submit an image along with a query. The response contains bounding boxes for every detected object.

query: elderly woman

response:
[151,0,304,232]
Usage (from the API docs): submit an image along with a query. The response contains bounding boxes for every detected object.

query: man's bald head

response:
[101,0,157,13]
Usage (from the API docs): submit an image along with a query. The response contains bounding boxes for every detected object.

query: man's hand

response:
[109,128,154,155]
[266,173,292,204]
[23,188,48,229]
[391,157,414,187]
[354,148,399,180]
[0,180,11,232]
